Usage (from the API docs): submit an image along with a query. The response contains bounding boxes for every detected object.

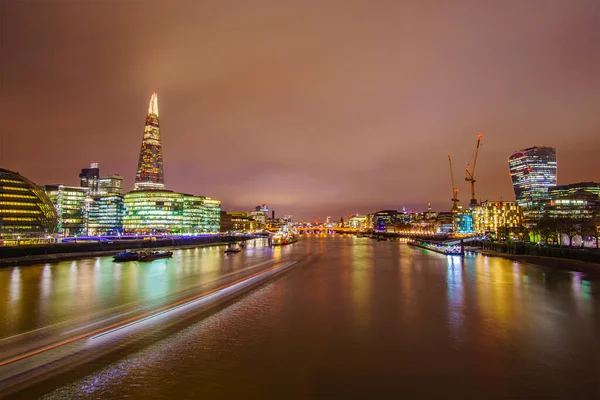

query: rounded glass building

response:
[0,168,59,237]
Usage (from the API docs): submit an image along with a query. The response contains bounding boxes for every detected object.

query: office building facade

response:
[88,195,124,235]
[79,163,100,195]
[123,190,183,233]
[521,192,600,222]
[123,190,221,234]
[80,163,123,196]
[221,211,256,233]
[348,215,368,230]
[548,182,600,200]
[44,185,89,236]
[201,197,221,233]
[472,201,523,235]
[508,146,557,205]
[453,209,474,234]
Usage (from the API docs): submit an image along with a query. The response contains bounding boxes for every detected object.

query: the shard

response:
[134,93,165,190]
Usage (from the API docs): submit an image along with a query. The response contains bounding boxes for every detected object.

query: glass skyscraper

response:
[508,146,557,205]
[134,93,165,190]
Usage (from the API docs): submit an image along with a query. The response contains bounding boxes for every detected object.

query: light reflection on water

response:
[0,239,273,339]
[446,255,464,339]
[3,236,599,398]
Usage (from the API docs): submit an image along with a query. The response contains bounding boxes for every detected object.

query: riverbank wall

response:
[480,241,600,264]
[0,236,255,267]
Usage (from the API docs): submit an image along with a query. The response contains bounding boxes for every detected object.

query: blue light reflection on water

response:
[446,255,464,340]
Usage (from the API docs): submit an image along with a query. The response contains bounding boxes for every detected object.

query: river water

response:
[1,236,599,398]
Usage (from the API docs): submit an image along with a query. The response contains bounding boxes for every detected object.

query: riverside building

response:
[220,211,256,233]
[43,185,89,236]
[453,209,474,234]
[348,214,368,230]
[123,190,221,234]
[88,195,124,235]
[0,168,58,239]
[521,192,600,222]
[472,201,523,236]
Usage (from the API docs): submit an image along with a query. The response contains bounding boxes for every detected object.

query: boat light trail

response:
[0,261,296,368]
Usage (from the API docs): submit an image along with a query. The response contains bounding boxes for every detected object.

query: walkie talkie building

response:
[508,146,557,205]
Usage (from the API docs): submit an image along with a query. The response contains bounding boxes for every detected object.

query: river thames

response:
[1,236,598,398]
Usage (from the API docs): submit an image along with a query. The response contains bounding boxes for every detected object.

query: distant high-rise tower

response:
[508,146,557,205]
[79,162,100,195]
[134,93,165,190]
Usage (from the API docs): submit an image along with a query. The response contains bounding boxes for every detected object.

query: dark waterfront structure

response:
[508,146,557,205]
[134,93,165,191]
[0,168,58,238]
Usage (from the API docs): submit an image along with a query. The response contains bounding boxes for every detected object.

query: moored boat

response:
[113,250,140,262]
[271,233,298,246]
[137,250,173,262]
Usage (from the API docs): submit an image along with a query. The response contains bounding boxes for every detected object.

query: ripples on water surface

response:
[2,236,599,398]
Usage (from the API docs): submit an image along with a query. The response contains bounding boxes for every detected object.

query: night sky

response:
[1,1,599,221]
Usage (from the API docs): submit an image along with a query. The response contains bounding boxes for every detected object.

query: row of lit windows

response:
[1,186,31,192]
[0,201,42,207]
[0,193,38,199]
[0,209,42,214]
[0,179,25,184]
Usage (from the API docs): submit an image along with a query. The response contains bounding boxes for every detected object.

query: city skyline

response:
[2,1,600,221]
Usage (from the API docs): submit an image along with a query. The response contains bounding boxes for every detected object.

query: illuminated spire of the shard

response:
[148,92,159,117]
[134,93,165,190]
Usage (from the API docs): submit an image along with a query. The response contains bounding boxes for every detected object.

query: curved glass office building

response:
[0,168,58,237]
[508,146,557,205]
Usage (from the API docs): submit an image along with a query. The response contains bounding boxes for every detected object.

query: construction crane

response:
[465,133,483,206]
[448,155,460,212]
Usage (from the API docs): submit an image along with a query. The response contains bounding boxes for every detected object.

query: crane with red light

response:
[448,154,460,212]
[465,133,483,207]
